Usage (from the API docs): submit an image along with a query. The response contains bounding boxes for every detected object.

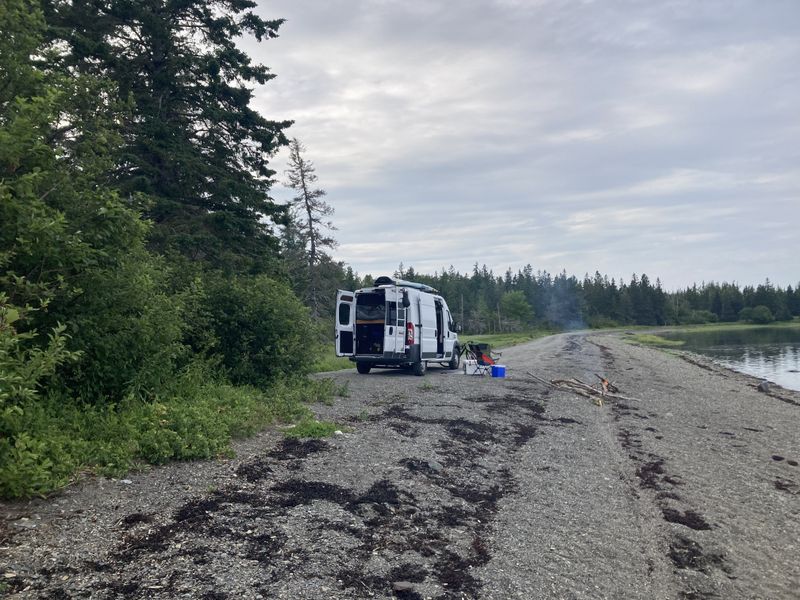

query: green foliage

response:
[45,0,292,272]
[204,274,313,388]
[312,346,355,373]
[0,374,335,498]
[750,305,775,324]
[625,334,685,347]
[500,290,533,326]
[678,310,719,325]
[285,419,340,439]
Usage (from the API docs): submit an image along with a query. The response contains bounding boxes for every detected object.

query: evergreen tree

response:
[43,0,292,272]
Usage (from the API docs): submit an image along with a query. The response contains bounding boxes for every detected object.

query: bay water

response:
[661,326,800,392]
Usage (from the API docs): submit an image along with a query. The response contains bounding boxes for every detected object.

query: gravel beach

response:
[2,332,798,599]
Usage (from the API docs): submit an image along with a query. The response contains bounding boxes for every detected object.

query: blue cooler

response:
[491,364,506,378]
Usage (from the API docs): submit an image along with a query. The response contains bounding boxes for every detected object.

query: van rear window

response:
[356,293,384,321]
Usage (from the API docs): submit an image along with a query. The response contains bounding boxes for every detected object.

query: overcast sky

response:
[248,0,799,290]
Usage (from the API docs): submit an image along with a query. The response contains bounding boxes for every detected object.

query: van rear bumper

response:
[350,346,419,367]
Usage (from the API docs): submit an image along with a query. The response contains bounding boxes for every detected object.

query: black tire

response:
[356,362,371,375]
[412,359,427,376]
[448,346,461,370]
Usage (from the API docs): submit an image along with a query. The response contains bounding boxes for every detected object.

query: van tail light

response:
[406,322,414,345]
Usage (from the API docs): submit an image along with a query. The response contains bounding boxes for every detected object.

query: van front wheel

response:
[356,362,371,374]
[448,346,460,370]
[413,359,427,376]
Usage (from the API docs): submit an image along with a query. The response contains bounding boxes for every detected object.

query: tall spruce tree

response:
[43,0,292,272]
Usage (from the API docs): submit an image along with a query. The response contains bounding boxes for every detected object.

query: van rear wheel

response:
[356,362,371,374]
[412,359,427,376]
[448,346,460,370]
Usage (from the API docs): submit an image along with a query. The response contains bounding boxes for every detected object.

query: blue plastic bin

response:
[491,364,506,378]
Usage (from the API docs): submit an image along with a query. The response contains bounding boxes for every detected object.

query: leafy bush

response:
[750,305,774,324]
[205,274,315,388]
[285,419,341,439]
[0,373,334,498]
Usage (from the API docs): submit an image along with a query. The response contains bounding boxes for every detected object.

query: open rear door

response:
[335,290,355,356]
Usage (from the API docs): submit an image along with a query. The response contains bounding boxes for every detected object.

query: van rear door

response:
[383,286,406,355]
[335,290,355,356]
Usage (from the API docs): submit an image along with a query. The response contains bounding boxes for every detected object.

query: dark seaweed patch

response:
[512,423,538,446]
[788,460,798,467]
[235,459,273,482]
[355,479,409,508]
[269,437,330,460]
[434,550,484,596]
[174,497,221,524]
[120,512,153,528]
[669,535,728,574]
[246,531,287,563]
[445,419,496,443]
[662,508,711,530]
[336,569,389,594]
[636,459,665,489]
[271,479,356,507]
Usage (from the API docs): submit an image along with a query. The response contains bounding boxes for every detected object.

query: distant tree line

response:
[338,265,800,333]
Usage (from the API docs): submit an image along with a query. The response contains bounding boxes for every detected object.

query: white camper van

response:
[335,276,461,375]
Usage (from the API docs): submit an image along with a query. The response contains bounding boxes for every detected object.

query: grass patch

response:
[284,419,341,439]
[460,330,554,349]
[626,333,685,347]
[312,346,354,373]
[0,372,337,499]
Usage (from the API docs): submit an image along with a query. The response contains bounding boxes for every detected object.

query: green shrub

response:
[285,419,340,439]
[750,305,774,324]
[0,372,335,499]
[205,273,315,388]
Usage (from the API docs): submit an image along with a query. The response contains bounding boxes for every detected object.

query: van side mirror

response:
[402,292,410,308]
[454,322,462,333]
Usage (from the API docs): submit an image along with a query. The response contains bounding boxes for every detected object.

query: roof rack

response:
[374,276,438,294]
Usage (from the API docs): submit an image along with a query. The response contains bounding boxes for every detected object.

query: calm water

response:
[661,327,800,391]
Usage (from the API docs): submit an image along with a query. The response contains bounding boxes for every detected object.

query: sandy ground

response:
[1,332,798,599]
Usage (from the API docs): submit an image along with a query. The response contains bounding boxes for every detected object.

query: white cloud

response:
[251,0,800,287]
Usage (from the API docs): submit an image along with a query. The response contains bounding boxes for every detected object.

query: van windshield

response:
[356,293,385,321]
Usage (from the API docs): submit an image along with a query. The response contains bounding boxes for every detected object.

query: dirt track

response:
[2,333,799,599]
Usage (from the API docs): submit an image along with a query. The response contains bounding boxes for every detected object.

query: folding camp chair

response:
[461,342,501,375]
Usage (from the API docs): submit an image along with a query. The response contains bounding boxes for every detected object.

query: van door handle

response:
[389,327,394,335]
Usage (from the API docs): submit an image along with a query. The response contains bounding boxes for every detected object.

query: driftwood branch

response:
[525,372,643,405]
